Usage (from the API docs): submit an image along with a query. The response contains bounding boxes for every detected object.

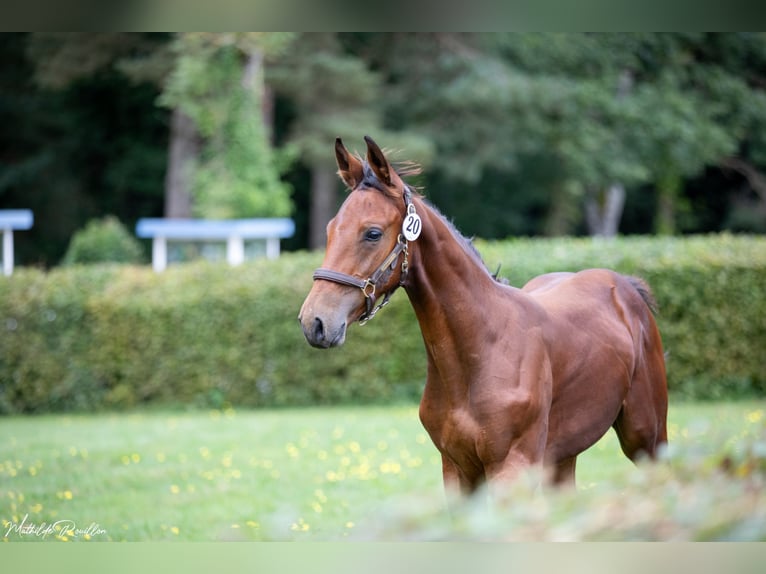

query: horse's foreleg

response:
[484,414,550,489]
[484,350,552,488]
[551,456,577,486]
[441,454,483,497]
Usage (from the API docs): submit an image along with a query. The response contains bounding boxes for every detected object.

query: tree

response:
[25,32,178,223]
[160,33,296,220]
[9,32,766,264]
[372,33,766,237]
[490,33,766,235]
[352,33,553,237]
[367,33,649,236]
[7,33,169,264]
[27,33,297,222]
[618,35,743,234]
[670,33,766,233]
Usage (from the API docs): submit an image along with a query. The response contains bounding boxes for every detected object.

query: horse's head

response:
[299,136,417,348]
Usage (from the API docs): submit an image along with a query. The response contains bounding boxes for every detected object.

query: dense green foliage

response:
[61,216,145,265]
[3,34,766,263]
[0,234,763,413]
[0,33,169,266]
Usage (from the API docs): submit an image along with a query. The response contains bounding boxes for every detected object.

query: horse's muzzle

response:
[300,315,347,349]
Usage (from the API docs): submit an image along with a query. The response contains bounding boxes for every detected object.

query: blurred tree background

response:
[2,32,766,266]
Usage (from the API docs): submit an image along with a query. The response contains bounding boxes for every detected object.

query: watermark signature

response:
[3,514,107,541]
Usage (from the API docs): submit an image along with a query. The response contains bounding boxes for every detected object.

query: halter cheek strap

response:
[312,187,415,325]
[313,235,408,325]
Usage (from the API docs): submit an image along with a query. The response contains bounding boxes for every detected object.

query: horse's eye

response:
[365,228,383,242]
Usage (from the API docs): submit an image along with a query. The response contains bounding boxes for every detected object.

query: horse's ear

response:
[335,137,363,190]
[364,135,391,186]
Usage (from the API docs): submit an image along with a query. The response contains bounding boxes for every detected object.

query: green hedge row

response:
[1,234,764,413]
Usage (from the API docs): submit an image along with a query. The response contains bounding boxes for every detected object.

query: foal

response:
[300,136,668,495]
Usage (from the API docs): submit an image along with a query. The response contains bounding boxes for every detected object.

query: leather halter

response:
[312,187,415,325]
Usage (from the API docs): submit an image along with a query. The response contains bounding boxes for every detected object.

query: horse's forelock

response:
[354,159,422,201]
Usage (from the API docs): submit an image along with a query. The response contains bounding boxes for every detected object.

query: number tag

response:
[402,206,422,241]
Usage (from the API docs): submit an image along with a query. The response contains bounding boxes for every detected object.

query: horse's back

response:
[521,271,575,296]
[522,268,663,373]
[521,268,667,464]
[522,268,643,322]
[521,268,644,391]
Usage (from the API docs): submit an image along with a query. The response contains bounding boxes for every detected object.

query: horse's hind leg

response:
[613,354,668,462]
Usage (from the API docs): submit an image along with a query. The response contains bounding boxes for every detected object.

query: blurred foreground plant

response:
[355,423,766,541]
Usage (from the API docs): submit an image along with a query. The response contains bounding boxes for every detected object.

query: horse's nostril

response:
[312,317,325,342]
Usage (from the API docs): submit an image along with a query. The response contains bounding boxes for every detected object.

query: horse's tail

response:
[626,275,659,315]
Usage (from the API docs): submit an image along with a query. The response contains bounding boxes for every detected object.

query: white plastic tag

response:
[402,205,422,241]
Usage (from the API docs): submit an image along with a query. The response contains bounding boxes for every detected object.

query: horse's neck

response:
[404,199,501,378]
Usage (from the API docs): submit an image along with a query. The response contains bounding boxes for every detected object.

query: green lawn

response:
[1,401,764,541]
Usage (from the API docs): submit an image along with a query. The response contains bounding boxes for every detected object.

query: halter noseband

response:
[312,187,415,325]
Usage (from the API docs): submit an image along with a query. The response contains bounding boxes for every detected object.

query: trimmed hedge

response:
[1,234,764,413]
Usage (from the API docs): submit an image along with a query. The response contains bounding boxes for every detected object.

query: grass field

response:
[1,400,765,541]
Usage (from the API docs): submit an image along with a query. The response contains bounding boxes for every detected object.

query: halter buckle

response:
[361,279,376,299]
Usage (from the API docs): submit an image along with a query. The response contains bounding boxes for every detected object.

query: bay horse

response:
[299,136,668,495]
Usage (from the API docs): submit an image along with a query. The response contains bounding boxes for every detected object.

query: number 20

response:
[403,214,421,240]
[405,215,420,235]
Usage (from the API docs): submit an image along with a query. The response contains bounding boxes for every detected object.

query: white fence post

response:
[0,210,32,277]
[266,237,280,260]
[152,236,167,273]
[2,228,13,277]
[227,235,245,266]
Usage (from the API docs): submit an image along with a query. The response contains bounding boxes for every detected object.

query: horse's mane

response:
[423,198,505,284]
